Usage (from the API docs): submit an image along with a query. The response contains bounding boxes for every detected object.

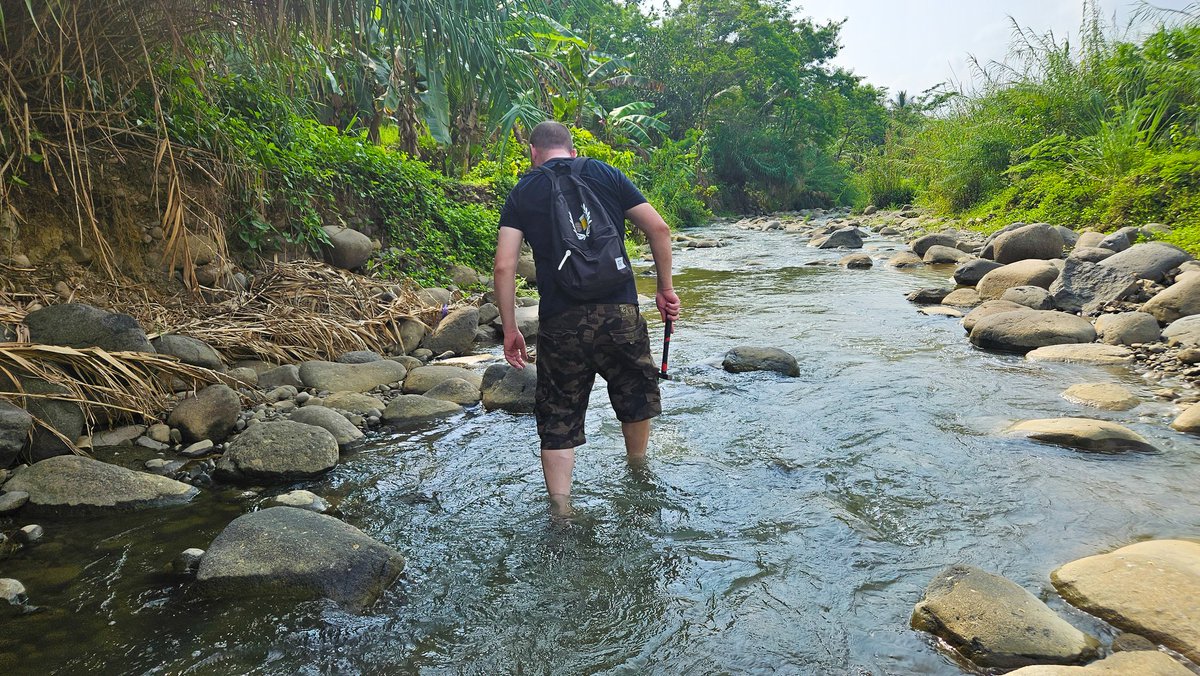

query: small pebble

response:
[180,440,214,458]
[16,524,43,544]
[169,428,182,444]
[295,392,311,404]
[0,578,26,605]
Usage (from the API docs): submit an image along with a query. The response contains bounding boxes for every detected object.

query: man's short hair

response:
[529,120,574,151]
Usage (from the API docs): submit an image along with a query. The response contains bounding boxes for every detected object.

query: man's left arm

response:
[626,202,680,323]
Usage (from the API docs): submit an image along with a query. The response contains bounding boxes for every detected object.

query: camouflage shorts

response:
[535,303,662,450]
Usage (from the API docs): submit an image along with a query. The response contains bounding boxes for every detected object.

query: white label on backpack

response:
[615,257,627,270]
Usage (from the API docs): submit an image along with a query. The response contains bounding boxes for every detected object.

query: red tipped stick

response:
[659,319,673,379]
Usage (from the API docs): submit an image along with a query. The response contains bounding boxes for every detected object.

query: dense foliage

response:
[859,5,1200,251]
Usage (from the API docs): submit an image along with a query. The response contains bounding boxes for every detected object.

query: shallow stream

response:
[2,222,1199,674]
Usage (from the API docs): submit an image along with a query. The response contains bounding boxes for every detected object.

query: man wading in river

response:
[493,120,681,513]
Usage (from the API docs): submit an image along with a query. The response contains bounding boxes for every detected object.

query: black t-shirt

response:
[499,157,647,319]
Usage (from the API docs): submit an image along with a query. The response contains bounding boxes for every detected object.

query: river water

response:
[2,221,1199,675]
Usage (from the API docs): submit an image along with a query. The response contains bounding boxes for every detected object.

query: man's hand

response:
[656,288,680,323]
[504,330,529,368]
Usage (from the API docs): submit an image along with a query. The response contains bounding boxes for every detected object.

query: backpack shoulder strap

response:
[570,156,589,177]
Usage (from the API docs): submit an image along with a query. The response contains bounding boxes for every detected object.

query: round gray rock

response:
[3,455,197,510]
[335,350,383,364]
[1069,246,1115,263]
[151,334,224,371]
[969,310,1096,353]
[887,252,926,268]
[1095,312,1161,346]
[910,233,959,257]
[481,364,537,413]
[0,400,32,468]
[423,377,482,406]
[167,383,241,444]
[839,254,872,269]
[382,395,462,424]
[299,360,407,393]
[196,506,405,610]
[266,489,330,513]
[403,365,483,394]
[954,259,1003,286]
[923,245,971,265]
[941,288,982,308]
[991,223,1064,264]
[722,347,800,377]
[1163,315,1200,346]
[911,564,1099,669]
[23,303,154,353]
[1001,285,1055,310]
[214,421,339,484]
[1026,343,1133,365]
[961,301,1031,333]
[426,307,480,357]
[320,226,373,270]
[977,259,1061,300]
[257,365,303,390]
[1099,242,1192,282]
[1140,275,1200,324]
[810,227,863,249]
[321,392,385,416]
[289,405,364,447]
[1061,383,1140,411]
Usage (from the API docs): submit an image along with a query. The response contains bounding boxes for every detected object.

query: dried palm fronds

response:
[0,342,236,453]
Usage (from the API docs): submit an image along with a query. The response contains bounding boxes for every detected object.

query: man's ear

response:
[569,148,578,158]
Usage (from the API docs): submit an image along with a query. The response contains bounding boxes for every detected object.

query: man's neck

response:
[533,150,574,168]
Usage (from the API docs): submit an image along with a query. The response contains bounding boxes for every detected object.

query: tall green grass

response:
[863,2,1200,250]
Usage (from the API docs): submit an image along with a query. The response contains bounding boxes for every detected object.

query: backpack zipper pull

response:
[557,250,571,270]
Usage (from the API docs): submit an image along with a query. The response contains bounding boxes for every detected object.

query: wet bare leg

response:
[622,419,651,461]
[541,448,575,516]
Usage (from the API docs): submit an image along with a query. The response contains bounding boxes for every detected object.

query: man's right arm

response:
[625,202,680,323]
[494,225,528,368]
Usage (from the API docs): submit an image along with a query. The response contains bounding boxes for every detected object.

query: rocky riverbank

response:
[732,207,1200,673]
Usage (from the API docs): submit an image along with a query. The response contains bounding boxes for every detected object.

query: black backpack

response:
[538,157,634,300]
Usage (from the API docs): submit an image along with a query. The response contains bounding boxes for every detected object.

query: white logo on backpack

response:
[614,257,627,270]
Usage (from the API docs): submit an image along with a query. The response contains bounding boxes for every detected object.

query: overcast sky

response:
[794,0,1196,98]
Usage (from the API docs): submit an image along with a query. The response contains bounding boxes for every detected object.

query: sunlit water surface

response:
[2,222,1198,675]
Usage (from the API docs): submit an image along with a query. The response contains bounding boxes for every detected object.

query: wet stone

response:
[15,524,43,543]
[0,490,29,514]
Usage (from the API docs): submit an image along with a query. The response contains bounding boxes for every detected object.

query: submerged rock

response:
[810,227,863,249]
[3,455,197,510]
[722,347,800,377]
[382,394,462,424]
[1006,418,1157,453]
[911,564,1099,669]
[839,254,872,269]
[1025,344,1133,365]
[196,506,405,610]
[1171,404,1200,434]
[953,259,1003,286]
[1052,539,1200,664]
[423,377,482,406]
[1060,383,1140,411]
[1005,651,1193,675]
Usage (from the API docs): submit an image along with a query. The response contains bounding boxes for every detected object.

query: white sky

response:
[794,0,1197,97]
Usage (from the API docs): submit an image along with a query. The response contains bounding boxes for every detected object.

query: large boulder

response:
[910,233,959,257]
[289,405,364,447]
[1049,258,1139,314]
[395,317,429,355]
[381,394,462,424]
[426,307,479,357]
[151,334,224,371]
[1163,315,1200,346]
[1025,344,1134,365]
[1006,418,1157,453]
[195,506,405,610]
[1006,651,1193,676]
[722,347,800,377]
[23,303,153,353]
[1140,275,1200,324]
[1052,540,1200,663]
[167,384,241,444]
[299,360,407,393]
[953,259,1003,286]
[1099,242,1191,281]
[4,455,197,510]
[810,227,863,249]
[214,421,339,484]
[991,223,1064,264]
[911,564,1099,669]
[481,364,537,413]
[1094,312,1161,346]
[969,311,1096,353]
[319,226,373,270]
[977,260,1061,300]
[961,301,1030,333]
[402,365,483,394]
[0,399,32,468]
